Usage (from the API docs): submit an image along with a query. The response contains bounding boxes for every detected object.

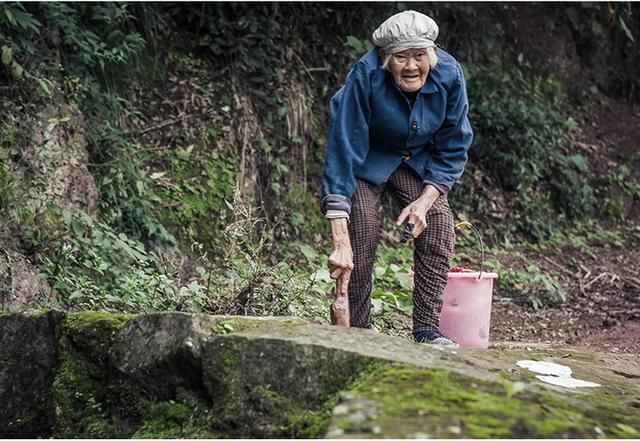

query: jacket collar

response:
[419,75,438,94]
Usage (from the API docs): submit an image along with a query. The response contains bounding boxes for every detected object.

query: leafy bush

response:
[461,62,596,239]
[41,210,185,312]
[486,258,566,310]
[40,205,330,319]
[0,123,17,212]
[88,121,175,247]
[41,2,145,78]
[563,2,640,101]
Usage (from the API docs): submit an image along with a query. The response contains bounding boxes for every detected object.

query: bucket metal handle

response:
[454,221,485,280]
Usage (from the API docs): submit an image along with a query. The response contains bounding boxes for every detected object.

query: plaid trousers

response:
[348,164,455,332]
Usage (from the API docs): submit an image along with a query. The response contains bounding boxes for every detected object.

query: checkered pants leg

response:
[348,165,455,332]
[347,179,384,328]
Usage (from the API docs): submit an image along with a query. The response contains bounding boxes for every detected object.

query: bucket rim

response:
[447,271,498,279]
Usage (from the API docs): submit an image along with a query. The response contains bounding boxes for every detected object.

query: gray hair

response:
[381,46,439,70]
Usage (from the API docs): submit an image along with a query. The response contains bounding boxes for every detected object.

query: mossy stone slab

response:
[52,311,134,438]
[202,323,376,438]
[0,310,63,437]
[326,342,640,439]
[110,313,305,400]
[2,312,638,439]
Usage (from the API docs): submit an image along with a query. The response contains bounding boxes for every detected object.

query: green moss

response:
[67,310,132,330]
[214,317,305,334]
[132,401,219,438]
[52,312,135,438]
[233,385,336,438]
[52,343,116,437]
[281,361,388,438]
[156,147,238,251]
[583,389,640,437]
[283,386,357,439]
[63,310,134,336]
[206,339,383,438]
[338,363,606,438]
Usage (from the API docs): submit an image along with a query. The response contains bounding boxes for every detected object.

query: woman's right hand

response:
[328,243,354,281]
[327,218,353,296]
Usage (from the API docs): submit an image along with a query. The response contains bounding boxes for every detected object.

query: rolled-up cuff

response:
[321,194,352,215]
[325,209,350,220]
[424,180,449,195]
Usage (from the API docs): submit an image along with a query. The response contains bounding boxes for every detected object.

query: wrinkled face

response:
[387,48,430,93]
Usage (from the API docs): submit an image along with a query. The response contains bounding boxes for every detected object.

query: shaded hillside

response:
[0,3,638,350]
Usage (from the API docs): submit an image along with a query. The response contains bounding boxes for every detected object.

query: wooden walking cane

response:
[330,275,350,326]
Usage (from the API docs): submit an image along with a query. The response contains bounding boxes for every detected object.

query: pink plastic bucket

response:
[439,272,498,348]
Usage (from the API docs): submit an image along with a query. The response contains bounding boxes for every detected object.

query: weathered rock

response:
[111,313,304,401]
[110,312,217,400]
[0,310,62,437]
[0,250,53,310]
[52,311,133,438]
[1,312,639,439]
[21,99,98,218]
[327,343,640,438]
[203,326,376,438]
[2,88,97,311]
[110,313,308,436]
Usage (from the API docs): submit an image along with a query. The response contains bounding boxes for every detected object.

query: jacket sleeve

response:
[425,63,473,188]
[320,62,372,216]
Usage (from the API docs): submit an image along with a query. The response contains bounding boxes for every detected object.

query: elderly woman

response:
[321,10,473,344]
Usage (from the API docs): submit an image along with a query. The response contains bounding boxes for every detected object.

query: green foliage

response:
[88,121,175,246]
[41,209,185,313]
[0,4,51,98]
[564,2,640,100]
[369,245,413,325]
[541,218,625,252]
[341,35,374,61]
[486,257,566,310]
[154,147,237,249]
[42,3,145,76]
[278,184,326,241]
[468,65,566,191]
[38,196,331,322]
[1,3,41,33]
[1,2,162,248]
[0,156,11,212]
[197,189,331,322]
[461,62,595,239]
[305,241,414,336]
[548,153,595,217]
[598,164,640,223]
[0,123,17,212]
[1,3,144,99]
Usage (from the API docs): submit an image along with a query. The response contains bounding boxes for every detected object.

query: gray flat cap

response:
[372,10,439,54]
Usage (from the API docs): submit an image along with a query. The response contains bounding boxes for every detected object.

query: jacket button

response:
[411,121,420,131]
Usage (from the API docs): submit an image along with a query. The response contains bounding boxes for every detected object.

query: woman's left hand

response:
[396,185,441,241]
